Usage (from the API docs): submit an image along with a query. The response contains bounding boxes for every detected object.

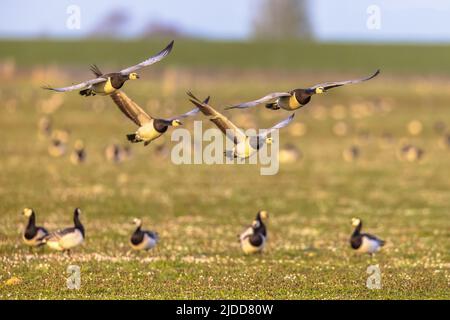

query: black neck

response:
[352,222,362,236]
[27,213,36,228]
[74,214,84,236]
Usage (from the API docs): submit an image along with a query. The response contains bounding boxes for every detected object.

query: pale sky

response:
[1,0,450,42]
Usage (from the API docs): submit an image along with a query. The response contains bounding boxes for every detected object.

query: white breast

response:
[356,236,381,254]
[137,121,163,142]
[47,229,84,251]
[235,139,256,159]
[60,230,84,249]
[46,240,64,251]
[239,227,253,242]
[240,235,266,254]
[23,228,47,247]
[131,233,158,251]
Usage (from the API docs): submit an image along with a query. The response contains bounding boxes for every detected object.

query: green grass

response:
[0,41,449,299]
[3,39,450,74]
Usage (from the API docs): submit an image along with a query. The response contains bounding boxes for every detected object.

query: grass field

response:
[0,40,449,299]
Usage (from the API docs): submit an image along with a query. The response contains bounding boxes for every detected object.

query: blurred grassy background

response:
[0,40,449,299]
[3,39,450,74]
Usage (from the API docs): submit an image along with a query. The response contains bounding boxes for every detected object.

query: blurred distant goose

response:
[22,208,48,248]
[350,218,385,255]
[43,41,174,96]
[342,145,360,162]
[37,116,52,138]
[70,139,86,165]
[226,70,380,111]
[43,208,85,254]
[397,144,424,162]
[239,219,267,254]
[279,144,302,164]
[110,90,204,146]
[188,92,294,159]
[105,143,132,163]
[129,218,159,251]
[48,138,66,157]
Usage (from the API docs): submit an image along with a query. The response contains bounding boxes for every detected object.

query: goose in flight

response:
[188,92,294,159]
[43,40,174,97]
[226,70,380,111]
[110,90,205,146]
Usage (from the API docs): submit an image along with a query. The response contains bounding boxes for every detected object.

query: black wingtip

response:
[204,96,210,104]
[165,40,175,53]
[372,69,381,78]
[186,91,199,102]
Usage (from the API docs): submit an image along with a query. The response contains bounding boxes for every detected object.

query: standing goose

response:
[350,218,385,255]
[22,208,48,248]
[129,218,159,251]
[239,219,267,254]
[188,92,294,159]
[110,90,205,146]
[240,210,269,241]
[43,40,174,96]
[226,70,380,111]
[42,208,85,254]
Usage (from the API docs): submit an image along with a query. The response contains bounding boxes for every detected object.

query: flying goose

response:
[226,70,380,111]
[239,219,267,254]
[129,218,159,251]
[22,208,48,248]
[43,40,174,96]
[110,90,205,146]
[42,208,85,254]
[188,92,294,159]
[350,218,385,255]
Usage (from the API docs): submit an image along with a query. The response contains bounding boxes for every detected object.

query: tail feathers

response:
[127,133,142,143]
[379,239,386,246]
[148,231,159,242]
[265,102,280,110]
[79,89,95,96]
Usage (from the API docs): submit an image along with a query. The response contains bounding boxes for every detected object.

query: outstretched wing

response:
[119,40,174,75]
[165,96,209,121]
[225,92,292,110]
[187,91,247,144]
[43,77,107,92]
[309,69,380,91]
[260,113,295,138]
[110,91,152,126]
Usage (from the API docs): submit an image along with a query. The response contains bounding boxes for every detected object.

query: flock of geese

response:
[31,40,387,256]
[22,207,384,255]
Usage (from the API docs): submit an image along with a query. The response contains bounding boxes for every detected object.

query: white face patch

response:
[23,208,33,217]
[260,211,268,220]
[352,218,361,227]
